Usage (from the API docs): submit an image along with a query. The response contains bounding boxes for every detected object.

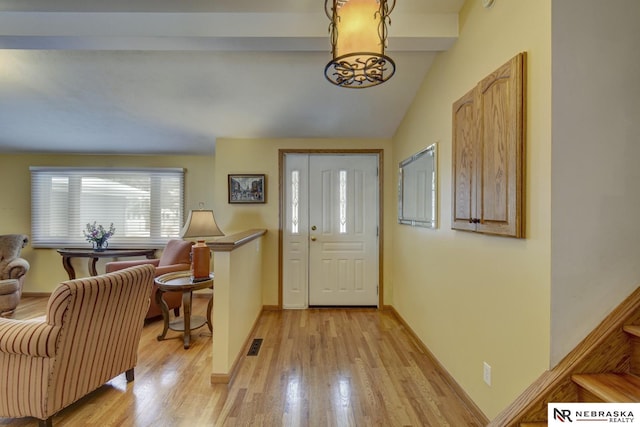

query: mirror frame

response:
[398,143,437,228]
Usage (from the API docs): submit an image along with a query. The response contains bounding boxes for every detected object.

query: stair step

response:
[623,324,640,338]
[572,373,640,402]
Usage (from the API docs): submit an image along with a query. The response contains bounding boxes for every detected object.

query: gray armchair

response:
[0,234,30,317]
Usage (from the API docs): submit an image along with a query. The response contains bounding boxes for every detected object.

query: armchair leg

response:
[173,307,180,317]
[39,417,52,427]
[126,368,134,382]
[0,309,15,318]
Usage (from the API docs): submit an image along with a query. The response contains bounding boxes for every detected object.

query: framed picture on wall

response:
[228,174,266,204]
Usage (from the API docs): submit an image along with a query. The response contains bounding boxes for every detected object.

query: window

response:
[290,170,299,234]
[30,167,184,248]
[339,169,347,234]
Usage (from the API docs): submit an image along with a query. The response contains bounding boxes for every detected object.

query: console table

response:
[56,248,156,280]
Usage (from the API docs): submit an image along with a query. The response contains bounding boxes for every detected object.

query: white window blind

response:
[30,167,184,248]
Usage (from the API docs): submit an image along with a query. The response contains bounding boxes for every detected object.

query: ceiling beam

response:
[0,12,458,51]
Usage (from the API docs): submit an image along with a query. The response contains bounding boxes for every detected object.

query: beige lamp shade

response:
[180,210,224,239]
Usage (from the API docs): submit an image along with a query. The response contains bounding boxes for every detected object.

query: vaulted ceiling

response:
[0,0,464,154]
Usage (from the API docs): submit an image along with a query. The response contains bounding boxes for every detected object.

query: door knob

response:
[310,236,317,241]
[311,225,317,231]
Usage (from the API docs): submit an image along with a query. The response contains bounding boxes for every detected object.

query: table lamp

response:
[180,208,224,281]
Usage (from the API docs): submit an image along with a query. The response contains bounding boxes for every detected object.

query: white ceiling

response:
[0,0,464,155]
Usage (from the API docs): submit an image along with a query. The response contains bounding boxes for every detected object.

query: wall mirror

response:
[398,143,437,228]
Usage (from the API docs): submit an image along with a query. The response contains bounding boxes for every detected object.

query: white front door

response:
[282,153,379,308]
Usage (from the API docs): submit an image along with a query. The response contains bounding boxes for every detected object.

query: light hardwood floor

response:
[1,297,485,426]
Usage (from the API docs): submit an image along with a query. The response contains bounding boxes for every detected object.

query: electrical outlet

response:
[483,362,492,386]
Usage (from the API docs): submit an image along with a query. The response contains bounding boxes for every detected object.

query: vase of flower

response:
[92,238,109,252]
[84,222,116,252]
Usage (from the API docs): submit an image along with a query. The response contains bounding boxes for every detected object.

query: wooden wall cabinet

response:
[451,52,526,238]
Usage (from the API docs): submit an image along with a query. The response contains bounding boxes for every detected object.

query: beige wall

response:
[551,0,640,365]
[392,0,551,419]
[212,237,264,375]
[0,153,214,292]
[214,138,394,307]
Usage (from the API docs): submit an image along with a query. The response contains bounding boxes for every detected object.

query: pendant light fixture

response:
[324,0,396,88]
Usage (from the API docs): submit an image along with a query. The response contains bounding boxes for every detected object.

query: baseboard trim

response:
[262,305,280,311]
[387,305,490,426]
[489,285,640,427]
[21,292,51,297]
[193,292,212,299]
[210,373,231,384]
[25,292,215,299]
[210,305,265,387]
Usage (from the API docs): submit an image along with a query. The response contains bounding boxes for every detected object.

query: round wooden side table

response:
[154,271,213,349]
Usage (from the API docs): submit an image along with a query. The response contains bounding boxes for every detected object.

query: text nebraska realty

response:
[576,410,634,423]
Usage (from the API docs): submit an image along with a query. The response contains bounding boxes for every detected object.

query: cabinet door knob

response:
[311,236,317,241]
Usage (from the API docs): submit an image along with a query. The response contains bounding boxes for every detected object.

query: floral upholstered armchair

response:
[0,234,30,317]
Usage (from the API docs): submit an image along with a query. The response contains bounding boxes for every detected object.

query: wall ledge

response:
[207,229,266,252]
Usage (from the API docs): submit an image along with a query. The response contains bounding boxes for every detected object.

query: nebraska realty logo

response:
[549,403,640,426]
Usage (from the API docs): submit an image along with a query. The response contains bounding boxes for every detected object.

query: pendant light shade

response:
[324,0,396,88]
